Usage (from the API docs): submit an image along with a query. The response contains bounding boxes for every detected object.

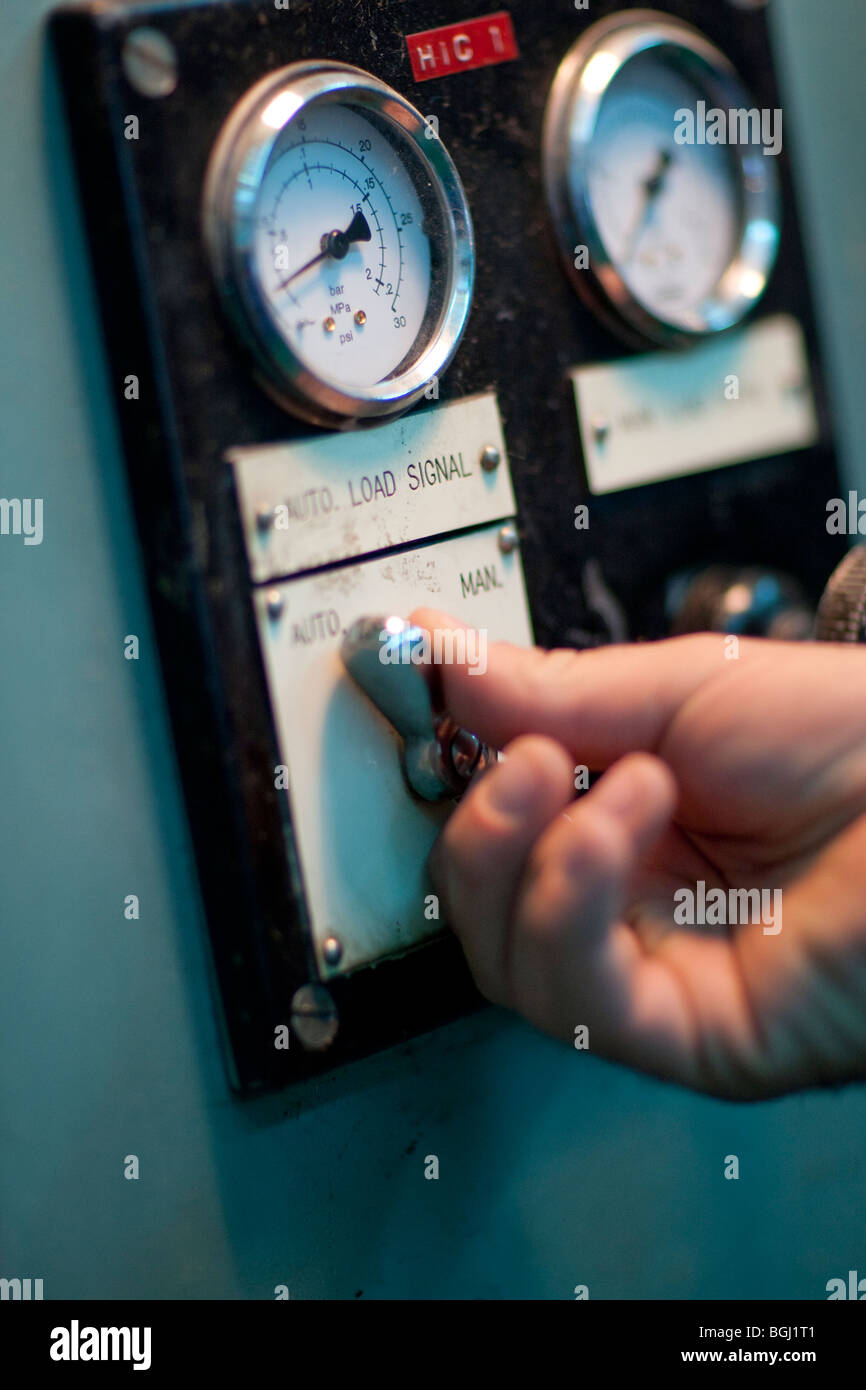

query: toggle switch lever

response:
[340,616,498,801]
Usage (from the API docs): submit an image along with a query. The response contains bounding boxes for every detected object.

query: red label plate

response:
[406,12,519,83]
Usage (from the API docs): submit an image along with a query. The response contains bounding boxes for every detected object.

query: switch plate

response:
[257,524,533,977]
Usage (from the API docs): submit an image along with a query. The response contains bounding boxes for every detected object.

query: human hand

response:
[412,608,866,1100]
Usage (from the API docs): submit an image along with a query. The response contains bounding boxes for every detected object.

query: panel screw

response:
[322,936,343,967]
[480,444,501,472]
[266,588,284,620]
[256,505,274,533]
[324,317,336,333]
[290,984,339,1051]
[121,27,179,99]
[354,310,367,327]
[497,522,519,555]
[592,418,610,447]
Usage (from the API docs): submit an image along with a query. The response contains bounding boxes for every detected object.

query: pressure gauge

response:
[543,12,781,347]
[203,63,474,427]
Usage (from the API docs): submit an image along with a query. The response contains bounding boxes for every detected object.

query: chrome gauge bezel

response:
[542,11,781,348]
[202,62,475,427]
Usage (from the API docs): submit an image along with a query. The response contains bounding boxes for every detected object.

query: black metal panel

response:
[49,0,845,1091]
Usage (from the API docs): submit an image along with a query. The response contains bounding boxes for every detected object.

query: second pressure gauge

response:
[543,12,781,347]
[203,63,474,427]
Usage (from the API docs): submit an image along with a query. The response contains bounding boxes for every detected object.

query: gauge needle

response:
[623,149,673,261]
[277,210,372,292]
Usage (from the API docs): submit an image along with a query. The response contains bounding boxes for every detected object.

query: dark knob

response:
[340,615,498,801]
[814,547,866,643]
[668,566,814,640]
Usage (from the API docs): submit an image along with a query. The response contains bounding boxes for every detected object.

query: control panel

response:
[50,0,846,1090]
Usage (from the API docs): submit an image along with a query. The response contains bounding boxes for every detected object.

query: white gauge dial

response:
[544,14,781,347]
[583,51,740,325]
[203,63,474,426]
[253,103,431,389]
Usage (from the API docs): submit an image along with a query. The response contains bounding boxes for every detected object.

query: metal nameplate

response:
[255,521,533,978]
[572,315,819,495]
[231,392,515,581]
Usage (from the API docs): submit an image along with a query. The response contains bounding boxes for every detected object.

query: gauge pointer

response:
[277,210,372,291]
[623,149,673,261]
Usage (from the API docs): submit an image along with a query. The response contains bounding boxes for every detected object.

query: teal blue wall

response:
[2,0,865,1299]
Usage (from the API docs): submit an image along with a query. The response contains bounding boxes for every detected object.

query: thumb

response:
[410,607,753,768]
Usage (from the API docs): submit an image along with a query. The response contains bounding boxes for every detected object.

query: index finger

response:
[410,607,755,769]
